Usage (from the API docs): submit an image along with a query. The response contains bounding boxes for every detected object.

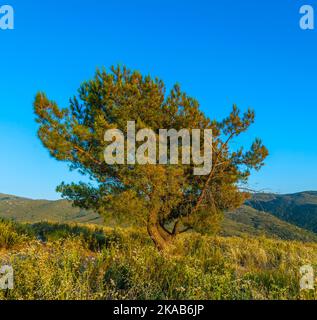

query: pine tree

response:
[34,65,268,250]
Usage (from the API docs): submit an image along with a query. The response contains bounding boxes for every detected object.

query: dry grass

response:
[1,219,317,300]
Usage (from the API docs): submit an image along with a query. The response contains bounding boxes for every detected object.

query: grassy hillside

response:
[1,193,317,243]
[0,193,103,224]
[0,219,316,300]
[248,192,317,233]
[222,205,317,242]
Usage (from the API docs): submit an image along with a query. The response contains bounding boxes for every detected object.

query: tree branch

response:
[191,133,235,214]
[73,145,103,166]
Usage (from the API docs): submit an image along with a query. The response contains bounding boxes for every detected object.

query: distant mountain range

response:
[1,191,317,242]
[247,191,317,233]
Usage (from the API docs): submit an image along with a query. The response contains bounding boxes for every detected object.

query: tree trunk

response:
[157,223,173,242]
[172,220,180,236]
[147,209,171,251]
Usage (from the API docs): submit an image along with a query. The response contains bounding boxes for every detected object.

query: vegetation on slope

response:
[0,193,102,224]
[248,192,317,233]
[222,205,317,242]
[2,193,317,243]
[0,219,317,300]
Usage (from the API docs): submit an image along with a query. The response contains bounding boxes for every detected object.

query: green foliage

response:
[0,219,32,249]
[33,65,268,248]
[1,219,317,300]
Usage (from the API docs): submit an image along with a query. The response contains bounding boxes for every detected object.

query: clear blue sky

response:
[0,0,316,200]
